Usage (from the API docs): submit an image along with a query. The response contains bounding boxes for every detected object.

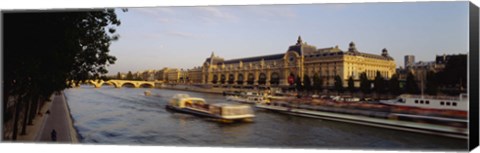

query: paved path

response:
[37,93,77,143]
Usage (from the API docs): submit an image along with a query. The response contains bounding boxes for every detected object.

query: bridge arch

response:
[85,80,159,88]
[139,83,154,88]
[121,82,137,88]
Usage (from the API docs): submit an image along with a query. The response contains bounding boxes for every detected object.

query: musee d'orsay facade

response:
[199,36,396,88]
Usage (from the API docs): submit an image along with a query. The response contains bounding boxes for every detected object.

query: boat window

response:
[420,100,424,104]
[446,102,451,106]
[453,102,457,106]
[397,98,405,103]
[440,101,444,105]
[425,101,429,104]
[414,100,418,103]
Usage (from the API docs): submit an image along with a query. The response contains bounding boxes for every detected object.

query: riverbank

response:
[17,91,78,143]
[15,94,55,141]
[159,85,224,94]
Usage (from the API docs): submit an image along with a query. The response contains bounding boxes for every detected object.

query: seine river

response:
[64,86,467,150]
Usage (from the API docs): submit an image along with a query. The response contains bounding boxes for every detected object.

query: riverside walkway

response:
[36,92,78,143]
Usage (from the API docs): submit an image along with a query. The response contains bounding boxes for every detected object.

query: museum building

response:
[199,36,396,88]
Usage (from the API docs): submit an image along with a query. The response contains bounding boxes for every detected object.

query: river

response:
[64,86,467,150]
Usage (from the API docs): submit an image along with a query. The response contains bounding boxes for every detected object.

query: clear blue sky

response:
[107,1,468,75]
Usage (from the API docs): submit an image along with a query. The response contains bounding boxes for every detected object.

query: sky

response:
[107,1,469,75]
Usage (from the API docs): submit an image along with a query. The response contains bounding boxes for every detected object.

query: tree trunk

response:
[12,95,22,140]
[28,94,39,125]
[20,94,32,135]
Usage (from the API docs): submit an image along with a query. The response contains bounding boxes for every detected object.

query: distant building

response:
[405,53,466,89]
[141,70,156,81]
[188,66,203,84]
[166,68,188,83]
[404,55,415,69]
[200,36,396,88]
[155,68,171,81]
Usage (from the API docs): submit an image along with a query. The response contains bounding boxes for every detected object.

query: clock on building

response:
[289,56,296,66]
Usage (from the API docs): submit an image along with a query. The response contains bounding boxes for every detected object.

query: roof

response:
[345,51,394,60]
[220,53,285,65]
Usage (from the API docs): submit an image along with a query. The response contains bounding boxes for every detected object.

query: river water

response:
[64,86,467,150]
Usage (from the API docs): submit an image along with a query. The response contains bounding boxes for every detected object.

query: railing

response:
[399,94,463,101]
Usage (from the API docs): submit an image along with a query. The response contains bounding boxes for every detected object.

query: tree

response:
[116,72,122,80]
[303,74,312,93]
[425,71,438,95]
[126,71,134,80]
[334,75,344,93]
[347,76,355,94]
[389,74,401,95]
[374,71,386,94]
[4,9,121,140]
[405,72,420,94]
[359,72,371,94]
[295,77,303,92]
[312,73,323,93]
[435,55,467,94]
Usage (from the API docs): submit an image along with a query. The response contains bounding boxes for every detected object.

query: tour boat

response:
[166,94,255,122]
[379,94,468,111]
[144,90,152,96]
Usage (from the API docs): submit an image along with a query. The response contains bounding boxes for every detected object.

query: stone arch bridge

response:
[86,80,162,88]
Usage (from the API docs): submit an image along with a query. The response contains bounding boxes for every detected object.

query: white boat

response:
[166,94,255,122]
[255,102,467,139]
[380,94,468,111]
[226,95,269,104]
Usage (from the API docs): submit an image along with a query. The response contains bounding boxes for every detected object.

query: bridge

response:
[85,80,162,88]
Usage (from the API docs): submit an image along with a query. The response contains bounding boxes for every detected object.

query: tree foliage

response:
[435,55,467,94]
[359,72,371,94]
[425,71,438,95]
[312,73,323,93]
[388,74,401,95]
[126,71,134,80]
[303,74,312,92]
[116,72,122,80]
[373,71,386,94]
[4,9,121,140]
[405,72,420,94]
[334,75,344,93]
[347,76,355,93]
[295,76,303,92]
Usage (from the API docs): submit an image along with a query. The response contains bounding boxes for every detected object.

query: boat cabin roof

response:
[211,103,249,108]
[170,94,207,106]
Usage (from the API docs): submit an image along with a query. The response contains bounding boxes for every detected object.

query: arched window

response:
[258,73,267,85]
[247,73,254,85]
[270,72,280,85]
[212,75,218,84]
[220,74,226,84]
[228,74,235,84]
[237,74,244,85]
